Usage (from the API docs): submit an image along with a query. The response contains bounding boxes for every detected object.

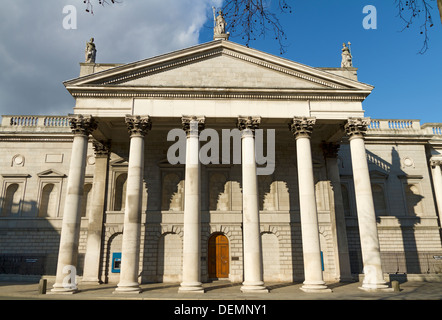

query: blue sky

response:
[0,0,441,124]
[199,0,442,124]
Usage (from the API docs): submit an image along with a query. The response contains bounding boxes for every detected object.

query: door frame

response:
[207,233,230,279]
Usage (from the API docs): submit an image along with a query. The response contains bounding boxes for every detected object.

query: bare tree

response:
[219,0,293,54]
[396,0,441,53]
[84,0,115,14]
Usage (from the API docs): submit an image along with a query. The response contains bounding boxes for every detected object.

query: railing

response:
[2,116,70,128]
[421,123,442,136]
[367,119,421,131]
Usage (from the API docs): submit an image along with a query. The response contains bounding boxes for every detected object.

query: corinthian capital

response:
[125,115,152,137]
[289,116,316,139]
[237,116,261,132]
[69,114,98,136]
[92,139,111,157]
[182,116,205,136]
[344,117,370,138]
[430,159,442,167]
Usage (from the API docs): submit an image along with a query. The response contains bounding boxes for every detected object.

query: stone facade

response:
[0,40,441,293]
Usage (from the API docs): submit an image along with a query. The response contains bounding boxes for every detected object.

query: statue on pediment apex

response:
[213,8,230,40]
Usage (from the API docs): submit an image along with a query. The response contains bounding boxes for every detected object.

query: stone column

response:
[115,115,151,294]
[179,116,205,293]
[323,142,353,282]
[344,117,388,291]
[238,116,268,293]
[51,115,97,293]
[290,117,330,293]
[430,159,442,228]
[82,140,110,284]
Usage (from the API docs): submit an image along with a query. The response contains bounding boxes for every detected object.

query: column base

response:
[49,284,78,295]
[114,282,142,294]
[300,281,332,293]
[240,281,269,293]
[178,282,205,293]
[81,278,102,285]
[359,282,392,292]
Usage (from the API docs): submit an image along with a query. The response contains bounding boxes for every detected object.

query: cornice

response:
[68,87,369,101]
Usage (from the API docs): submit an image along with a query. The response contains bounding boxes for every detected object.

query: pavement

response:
[0,279,441,300]
[0,280,440,318]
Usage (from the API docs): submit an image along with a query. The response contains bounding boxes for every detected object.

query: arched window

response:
[2,184,21,216]
[114,173,127,211]
[209,172,229,211]
[39,183,58,217]
[161,173,184,211]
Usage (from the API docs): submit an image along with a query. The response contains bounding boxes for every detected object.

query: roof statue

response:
[213,8,230,40]
[85,38,97,63]
[341,42,352,68]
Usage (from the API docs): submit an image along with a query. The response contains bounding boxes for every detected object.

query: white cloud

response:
[0,0,222,116]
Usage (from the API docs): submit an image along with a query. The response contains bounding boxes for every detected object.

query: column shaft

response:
[238,116,268,293]
[51,115,97,293]
[291,117,330,292]
[115,116,151,294]
[179,116,205,293]
[345,118,388,291]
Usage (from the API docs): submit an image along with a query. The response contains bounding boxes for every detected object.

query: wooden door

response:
[208,234,229,278]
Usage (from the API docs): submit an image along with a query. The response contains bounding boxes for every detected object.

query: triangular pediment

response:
[37,169,66,178]
[64,40,373,97]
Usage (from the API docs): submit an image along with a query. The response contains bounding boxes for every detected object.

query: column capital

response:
[125,115,152,137]
[182,116,206,136]
[237,116,261,132]
[289,116,316,139]
[92,139,111,157]
[322,142,340,158]
[68,114,98,137]
[430,159,442,167]
[344,117,370,139]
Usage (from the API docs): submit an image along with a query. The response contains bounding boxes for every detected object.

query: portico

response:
[51,39,390,294]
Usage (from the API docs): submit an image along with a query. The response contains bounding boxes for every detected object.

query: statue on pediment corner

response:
[85,38,97,63]
[341,42,352,68]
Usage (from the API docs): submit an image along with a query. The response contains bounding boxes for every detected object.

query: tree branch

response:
[395,0,435,54]
[221,0,293,54]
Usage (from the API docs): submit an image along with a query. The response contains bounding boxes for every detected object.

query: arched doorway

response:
[208,234,229,279]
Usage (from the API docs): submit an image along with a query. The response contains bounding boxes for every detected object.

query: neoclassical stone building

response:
[1,35,441,294]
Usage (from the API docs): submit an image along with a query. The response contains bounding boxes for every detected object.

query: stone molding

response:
[68,115,98,137]
[289,116,316,139]
[125,115,152,137]
[344,117,370,139]
[70,91,367,101]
